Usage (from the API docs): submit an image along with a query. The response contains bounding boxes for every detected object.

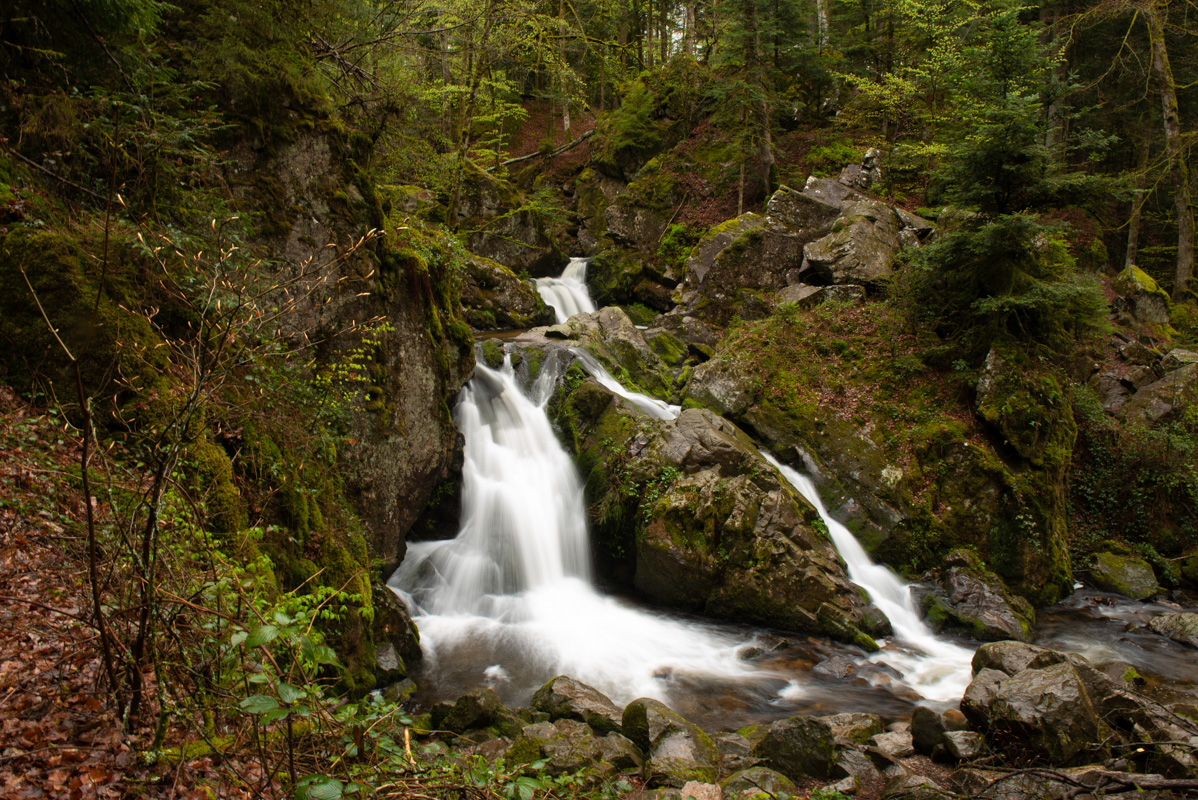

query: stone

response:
[722,767,796,800]
[1118,363,1198,426]
[433,688,505,733]
[765,185,843,231]
[1112,266,1171,325]
[882,774,950,800]
[868,730,915,760]
[381,677,417,704]
[751,715,836,780]
[1147,611,1198,648]
[776,283,866,309]
[1089,371,1133,413]
[598,732,645,772]
[820,712,883,745]
[713,733,757,773]
[605,201,671,251]
[832,748,881,783]
[971,641,1054,676]
[1162,348,1198,371]
[917,553,1035,642]
[800,200,903,286]
[622,698,718,787]
[679,782,722,800]
[531,675,624,734]
[1089,551,1159,600]
[819,777,858,797]
[801,175,864,209]
[910,706,950,755]
[459,254,554,330]
[937,730,986,762]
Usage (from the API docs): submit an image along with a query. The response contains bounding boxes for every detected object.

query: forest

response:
[0,0,1196,798]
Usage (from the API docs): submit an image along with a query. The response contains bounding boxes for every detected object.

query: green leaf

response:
[262,708,290,724]
[246,624,278,647]
[277,682,304,705]
[296,775,344,800]
[229,630,248,647]
[239,694,279,715]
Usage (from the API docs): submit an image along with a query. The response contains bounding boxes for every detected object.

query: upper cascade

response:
[536,258,597,323]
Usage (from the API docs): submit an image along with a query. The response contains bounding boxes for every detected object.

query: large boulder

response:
[800,200,905,287]
[914,550,1035,642]
[531,675,624,734]
[1112,266,1171,326]
[459,254,554,330]
[622,698,719,787]
[751,715,836,780]
[1117,363,1198,426]
[1088,551,1159,599]
[1147,611,1198,648]
[722,767,796,800]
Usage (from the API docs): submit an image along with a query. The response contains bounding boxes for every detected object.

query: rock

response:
[820,712,883,745]
[722,767,796,800]
[622,698,718,787]
[1089,551,1159,599]
[800,200,903,286]
[801,175,864,209]
[433,688,505,733]
[372,582,423,679]
[765,185,844,231]
[917,550,1035,642]
[598,733,645,773]
[936,730,986,762]
[381,677,417,704]
[1162,348,1198,371]
[839,148,883,191]
[819,777,859,797]
[605,201,671,251]
[833,748,881,783]
[1117,338,1158,366]
[678,782,722,800]
[1089,371,1133,413]
[1147,611,1198,648]
[531,675,624,734]
[910,706,950,756]
[882,774,950,800]
[751,715,836,780]
[459,254,554,330]
[1118,363,1198,426]
[971,641,1054,676]
[869,730,915,760]
[1112,266,1171,326]
[713,733,757,773]
[776,283,866,309]
[539,720,602,775]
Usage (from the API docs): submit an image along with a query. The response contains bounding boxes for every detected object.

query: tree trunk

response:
[1125,125,1152,271]
[1144,1,1194,298]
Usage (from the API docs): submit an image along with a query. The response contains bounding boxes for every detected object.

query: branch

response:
[489,128,594,171]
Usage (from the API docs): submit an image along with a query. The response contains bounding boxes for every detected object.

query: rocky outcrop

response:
[1087,333,1198,425]
[800,200,905,287]
[550,367,883,646]
[459,254,554,330]
[454,166,565,276]
[914,550,1035,642]
[961,642,1198,775]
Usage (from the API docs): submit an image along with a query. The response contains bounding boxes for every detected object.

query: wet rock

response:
[971,641,1053,676]
[531,675,624,734]
[598,732,645,773]
[983,660,1103,763]
[1089,552,1159,600]
[623,698,718,787]
[432,688,505,733]
[911,706,952,755]
[916,550,1035,642]
[1146,611,1198,648]
[751,715,836,780]
[722,767,795,800]
[800,200,903,287]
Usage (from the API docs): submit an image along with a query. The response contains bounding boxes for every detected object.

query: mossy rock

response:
[1090,551,1159,600]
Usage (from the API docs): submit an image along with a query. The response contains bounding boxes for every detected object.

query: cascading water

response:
[389,353,766,708]
[761,453,975,702]
[536,258,597,323]
[568,349,681,421]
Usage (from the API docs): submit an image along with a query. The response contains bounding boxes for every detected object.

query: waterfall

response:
[389,354,759,705]
[536,258,596,323]
[569,349,681,420]
[761,452,975,702]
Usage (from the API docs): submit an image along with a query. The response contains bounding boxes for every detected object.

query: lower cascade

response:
[390,348,976,722]
[536,257,596,323]
[762,453,975,702]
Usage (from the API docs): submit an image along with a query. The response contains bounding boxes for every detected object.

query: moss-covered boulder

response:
[914,550,1035,642]
[751,715,836,780]
[1089,551,1159,599]
[551,367,880,645]
[1112,266,1171,326]
[459,254,553,330]
[453,165,565,277]
[722,767,796,800]
[622,697,718,787]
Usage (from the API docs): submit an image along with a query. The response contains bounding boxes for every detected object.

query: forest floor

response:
[0,387,274,799]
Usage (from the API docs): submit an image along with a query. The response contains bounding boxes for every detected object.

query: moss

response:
[1114,265,1170,301]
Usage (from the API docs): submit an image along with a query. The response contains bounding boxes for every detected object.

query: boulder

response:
[801,175,864,209]
[432,688,505,733]
[622,698,719,787]
[1162,348,1198,371]
[839,148,883,191]
[598,733,646,773]
[1146,611,1198,648]
[1088,371,1133,413]
[1112,266,1171,326]
[775,283,866,309]
[751,715,836,780]
[678,782,722,800]
[459,254,554,330]
[882,774,950,800]
[713,733,757,773]
[971,641,1054,676]
[820,712,883,745]
[936,730,986,762]
[1117,363,1198,426]
[605,201,671,251]
[911,706,956,756]
[722,767,795,800]
[800,200,903,286]
[531,675,624,734]
[915,550,1035,642]
[765,185,844,231]
[1088,551,1159,599]
[984,660,1104,763]
[869,730,915,760]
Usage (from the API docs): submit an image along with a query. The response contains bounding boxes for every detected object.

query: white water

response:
[569,349,681,420]
[536,258,597,323]
[389,356,763,705]
[761,452,975,702]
